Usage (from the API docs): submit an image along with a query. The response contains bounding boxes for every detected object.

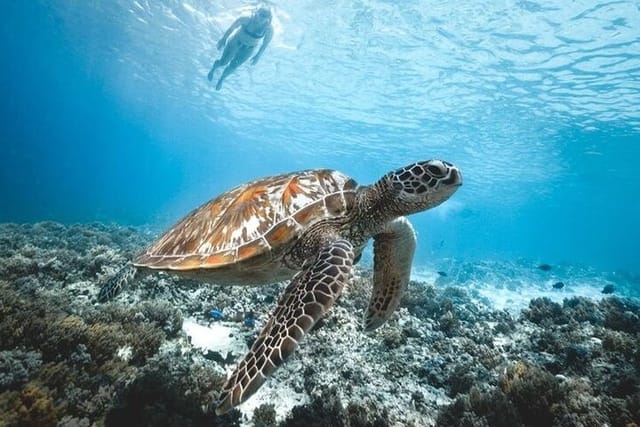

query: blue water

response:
[1,0,639,273]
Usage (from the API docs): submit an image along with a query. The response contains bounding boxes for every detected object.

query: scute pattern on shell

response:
[134,169,357,270]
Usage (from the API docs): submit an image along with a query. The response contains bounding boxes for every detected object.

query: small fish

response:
[210,308,224,320]
[243,311,255,328]
[552,281,564,289]
[601,284,615,294]
[538,264,552,271]
[437,271,448,277]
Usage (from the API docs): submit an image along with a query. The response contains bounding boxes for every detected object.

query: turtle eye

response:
[427,164,445,177]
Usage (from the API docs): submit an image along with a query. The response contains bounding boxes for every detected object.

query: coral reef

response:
[103,353,227,426]
[0,222,639,426]
[282,386,389,427]
[0,350,42,391]
[437,295,640,426]
[252,403,277,427]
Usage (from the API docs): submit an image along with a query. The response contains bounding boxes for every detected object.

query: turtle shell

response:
[134,169,357,271]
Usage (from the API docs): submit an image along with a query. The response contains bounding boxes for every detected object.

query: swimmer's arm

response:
[218,17,249,46]
[251,25,273,65]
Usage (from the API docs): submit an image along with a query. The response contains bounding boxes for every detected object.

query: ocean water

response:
[2,0,640,275]
[1,2,640,425]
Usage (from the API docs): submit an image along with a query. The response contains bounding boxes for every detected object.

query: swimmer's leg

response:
[209,41,238,81]
[215,46,253,90]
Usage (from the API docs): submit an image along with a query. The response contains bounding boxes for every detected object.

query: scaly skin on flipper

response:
[98,264,137,302]
[215,239,355,415]
[365,217,416,331]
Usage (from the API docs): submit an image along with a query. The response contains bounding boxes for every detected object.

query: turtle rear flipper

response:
[215,239,355,415]
[98,264,137,302]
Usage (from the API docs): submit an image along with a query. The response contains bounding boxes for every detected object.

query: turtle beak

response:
[454,171,462,186]
[444,167,462,187]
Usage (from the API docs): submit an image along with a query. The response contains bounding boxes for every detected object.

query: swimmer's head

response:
[254,7,272,22]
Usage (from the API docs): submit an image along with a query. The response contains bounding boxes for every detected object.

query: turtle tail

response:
[98,264,137,302]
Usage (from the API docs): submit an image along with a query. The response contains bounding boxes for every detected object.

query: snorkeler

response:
[208,7,274,91]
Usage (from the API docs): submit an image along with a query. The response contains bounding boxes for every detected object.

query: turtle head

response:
[384,160,462,214]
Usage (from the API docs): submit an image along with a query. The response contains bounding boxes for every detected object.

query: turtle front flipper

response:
[215,239,355,415]
[365,217,416,331]
[98,264,137,302]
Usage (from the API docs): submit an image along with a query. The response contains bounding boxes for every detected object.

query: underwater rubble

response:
[0,222,638,427]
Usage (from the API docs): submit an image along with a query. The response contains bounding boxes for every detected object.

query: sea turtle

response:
[98,160,462,414]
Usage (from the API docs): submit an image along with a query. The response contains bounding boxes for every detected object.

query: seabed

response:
[0,222,638,426]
